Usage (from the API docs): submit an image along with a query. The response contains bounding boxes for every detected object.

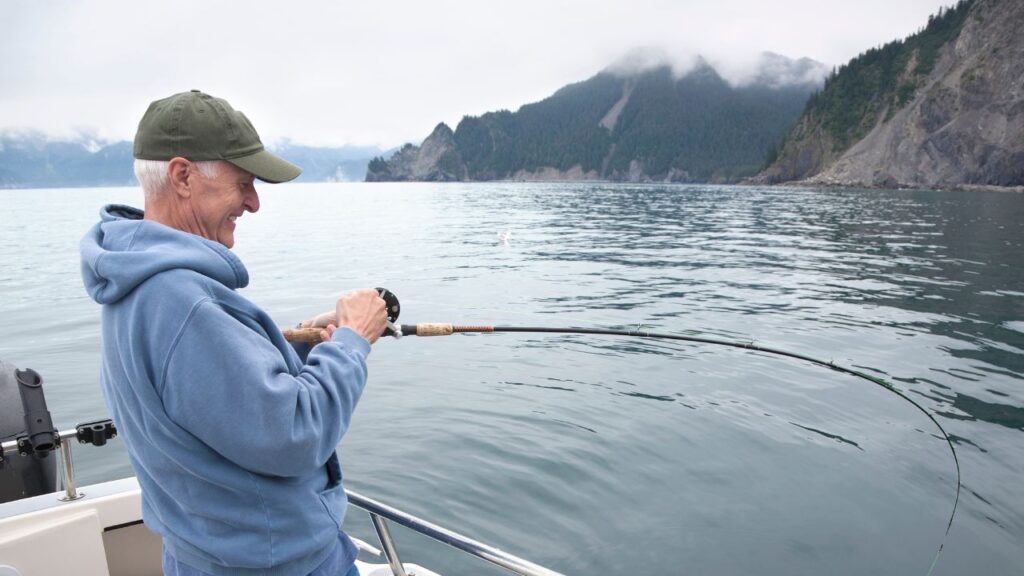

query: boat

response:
[0,361,563,576]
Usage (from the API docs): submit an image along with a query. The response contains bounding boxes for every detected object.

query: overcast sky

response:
[1,0,957,149]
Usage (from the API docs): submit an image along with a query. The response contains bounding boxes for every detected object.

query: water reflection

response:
[2,184,1023,574]
[936,392,1024,431]
[456,184,1024,420]
[788,422,863,450]
[442,183,1024,572]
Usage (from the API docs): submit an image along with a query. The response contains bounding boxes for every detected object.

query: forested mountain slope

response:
[756,0,1023,188]
[367,54,823,183]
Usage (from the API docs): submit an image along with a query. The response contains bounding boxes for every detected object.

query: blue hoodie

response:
[80,205,367,575]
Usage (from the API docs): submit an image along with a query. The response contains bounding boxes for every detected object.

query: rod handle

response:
[281,323,458,342]
[282,327,325,343]
[414,323,454,337]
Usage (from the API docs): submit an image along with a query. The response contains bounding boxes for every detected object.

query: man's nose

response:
[244,187,260,213]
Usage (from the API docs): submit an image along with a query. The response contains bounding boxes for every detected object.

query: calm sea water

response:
[1,183,1022,575]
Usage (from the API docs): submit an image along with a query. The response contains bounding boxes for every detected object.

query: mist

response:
[602,47,829,88]
[0,0,957,148]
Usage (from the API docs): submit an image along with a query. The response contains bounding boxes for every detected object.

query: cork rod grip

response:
[415,323,454,337]
[281,327,326,343]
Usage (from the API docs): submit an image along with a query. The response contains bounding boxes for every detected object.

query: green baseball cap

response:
[133,90,301,183]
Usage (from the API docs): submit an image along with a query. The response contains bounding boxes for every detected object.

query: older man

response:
[80,90,385,576]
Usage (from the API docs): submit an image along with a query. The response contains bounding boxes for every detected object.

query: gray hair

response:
[134,159,224,198]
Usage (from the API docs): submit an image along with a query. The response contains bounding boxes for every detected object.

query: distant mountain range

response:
[756,0,1022,189]
[9,0,1018,191]
[369,0,1021,189]
[367,52,826,183]
[0,134,388,188]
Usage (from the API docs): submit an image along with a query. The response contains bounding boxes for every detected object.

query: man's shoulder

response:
[139,265,209,290]
[132,266,228,308]
[137,266,262,319]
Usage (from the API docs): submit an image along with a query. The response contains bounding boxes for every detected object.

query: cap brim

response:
[228,149,302,183]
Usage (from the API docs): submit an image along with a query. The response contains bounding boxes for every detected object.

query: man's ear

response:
[167,157,193,198]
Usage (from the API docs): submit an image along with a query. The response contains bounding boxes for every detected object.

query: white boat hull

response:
[0,477,438,576]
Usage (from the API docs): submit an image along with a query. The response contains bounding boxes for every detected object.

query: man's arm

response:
[160,298,372,477]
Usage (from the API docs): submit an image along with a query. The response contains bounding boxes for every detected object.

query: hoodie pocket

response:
[319,452,345,530]
[325,451,342,489]
[319,482,346,530]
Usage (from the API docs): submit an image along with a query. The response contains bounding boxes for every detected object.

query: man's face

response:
[190,161,260,248]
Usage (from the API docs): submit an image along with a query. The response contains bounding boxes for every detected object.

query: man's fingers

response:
[335,289,388,344]
[318,324,337,343]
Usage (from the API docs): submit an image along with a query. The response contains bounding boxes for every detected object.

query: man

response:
[80,90,386,575]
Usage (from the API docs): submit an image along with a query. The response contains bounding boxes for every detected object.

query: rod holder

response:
[57,438,83,502]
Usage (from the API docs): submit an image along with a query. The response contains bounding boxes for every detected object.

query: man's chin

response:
[220,220,237,248]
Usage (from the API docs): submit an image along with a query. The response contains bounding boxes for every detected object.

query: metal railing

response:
[2,425,565,576]
[347,489,564,576]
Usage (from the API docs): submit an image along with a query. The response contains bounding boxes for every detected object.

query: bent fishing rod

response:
[283,289,961,575]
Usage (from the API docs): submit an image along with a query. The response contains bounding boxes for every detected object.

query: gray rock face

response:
[759,0,1024,188]
[365,123,467,182]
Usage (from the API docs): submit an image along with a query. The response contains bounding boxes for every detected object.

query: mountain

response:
[756,0,1023,188]
[366,53,826,183]
[271,142,391,183]
[0,135,135,188]
[0,133,388,188]
[366,124,466,182]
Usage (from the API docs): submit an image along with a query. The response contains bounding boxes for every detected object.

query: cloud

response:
[601,47,830,90]
[714,53,831,88]
[0,0,959,147]
[603,47,702,79]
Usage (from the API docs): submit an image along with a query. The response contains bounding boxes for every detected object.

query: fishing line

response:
[283,300,961,574]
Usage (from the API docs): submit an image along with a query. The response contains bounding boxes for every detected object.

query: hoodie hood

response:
[80,204,249,305]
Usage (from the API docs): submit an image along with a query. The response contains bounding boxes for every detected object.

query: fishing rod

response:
[282,289,960,574]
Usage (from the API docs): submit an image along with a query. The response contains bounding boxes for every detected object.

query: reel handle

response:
[282,288,400,343]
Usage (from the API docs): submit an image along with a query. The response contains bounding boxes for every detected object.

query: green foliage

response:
[367,156,389,174]
[915,2,974,75]
[454,75,622,178]
[436,149,464,178]
[762,141,781,170]
[804,0,974,150]
[609,66,810,180]
[896,82,918,106]
[448,64,813,182]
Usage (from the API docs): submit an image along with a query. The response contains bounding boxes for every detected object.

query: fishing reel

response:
[281,288,402,343]
[376,288,401,338]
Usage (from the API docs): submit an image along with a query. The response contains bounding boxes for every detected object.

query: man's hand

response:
[299,310,336,330]
[319,324,337,343]
[334,289,388,344]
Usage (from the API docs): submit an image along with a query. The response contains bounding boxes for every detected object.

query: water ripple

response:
[3,183,1023,574]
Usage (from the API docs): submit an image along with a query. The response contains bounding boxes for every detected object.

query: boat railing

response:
[1,422,565,576]
[347,488,563,576]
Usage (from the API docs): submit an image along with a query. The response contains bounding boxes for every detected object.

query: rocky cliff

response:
[365,123,466,182]
[757,0,1023,188]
